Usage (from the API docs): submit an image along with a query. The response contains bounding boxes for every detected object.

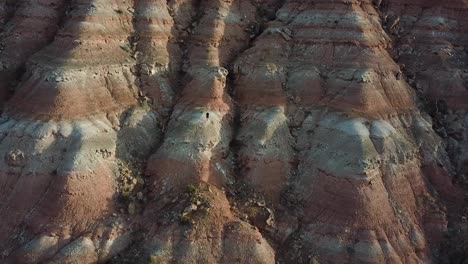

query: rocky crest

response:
[0,0,466,263]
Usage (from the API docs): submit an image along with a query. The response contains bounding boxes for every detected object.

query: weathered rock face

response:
[0,0,466,263]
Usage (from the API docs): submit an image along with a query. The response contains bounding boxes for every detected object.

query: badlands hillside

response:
[0,0,467,263]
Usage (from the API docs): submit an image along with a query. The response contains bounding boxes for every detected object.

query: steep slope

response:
[0,0,466,263]
[381,0,468,261]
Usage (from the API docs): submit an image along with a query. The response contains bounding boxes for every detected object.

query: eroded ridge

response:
[0,0,466,263]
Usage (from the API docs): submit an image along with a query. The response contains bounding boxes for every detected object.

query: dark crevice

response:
[224,2,298,262]
[177,0,203,75]
[154,0,202,125]
[277,30,308,263]
[0,0,74,110]
[0,0,20,30]
[56,0,73,31]
[112,2,209,258]
[111,0,173,218]
[377,4,468,264]
[226,0,285,183]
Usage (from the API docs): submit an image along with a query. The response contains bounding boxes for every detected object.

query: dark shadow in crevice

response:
[0,0,72,111]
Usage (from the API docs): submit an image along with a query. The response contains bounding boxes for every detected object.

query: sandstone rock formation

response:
[0,0,466,263]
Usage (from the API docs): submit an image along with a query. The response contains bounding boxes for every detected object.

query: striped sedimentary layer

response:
[0,0,465,263]
[0,0,157,263]
[380,1,468,261]
[383,0,468,181]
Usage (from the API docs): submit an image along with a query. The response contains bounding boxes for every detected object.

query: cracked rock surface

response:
[0,0,467,263]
